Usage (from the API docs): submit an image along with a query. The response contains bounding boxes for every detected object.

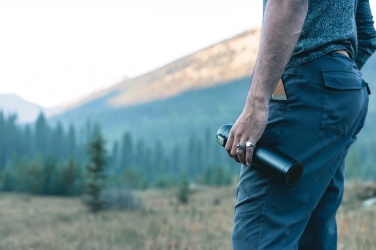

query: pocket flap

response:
[322,70,363,90]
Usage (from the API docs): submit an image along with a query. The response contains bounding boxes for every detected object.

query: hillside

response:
[51,28,262,142]
[59,28,261,111]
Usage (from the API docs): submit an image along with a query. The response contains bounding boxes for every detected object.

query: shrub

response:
[101,188,143,211]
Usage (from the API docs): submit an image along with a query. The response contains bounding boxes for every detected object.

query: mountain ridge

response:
[57,28,261,113]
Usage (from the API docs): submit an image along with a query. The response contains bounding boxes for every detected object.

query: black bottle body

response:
[216,124,303,186]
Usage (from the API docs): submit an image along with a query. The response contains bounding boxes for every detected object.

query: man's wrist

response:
[246,88,271,107]
[245,94,270,111]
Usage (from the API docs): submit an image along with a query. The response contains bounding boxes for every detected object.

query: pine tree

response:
[61,159,81,195]
[67,124,77,158]
[111,141,120,173]
[83,129,107,213]
[50,122,64,160]
[34,112,49,154]
[27,155,46,194]
[177,172,190,204]
[120,132,133,169]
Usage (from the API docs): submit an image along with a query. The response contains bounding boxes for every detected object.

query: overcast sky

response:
[0,0,375,108]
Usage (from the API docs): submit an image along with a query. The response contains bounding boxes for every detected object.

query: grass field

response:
[0,182,375,250]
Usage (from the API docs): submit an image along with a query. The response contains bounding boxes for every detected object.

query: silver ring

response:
[236,143,246,150]
[245,141,256,149]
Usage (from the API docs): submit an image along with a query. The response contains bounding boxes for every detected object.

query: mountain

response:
[51,28,262,143]
[0,94,43,123]
[51,27,376,152]
[59,28,261,111]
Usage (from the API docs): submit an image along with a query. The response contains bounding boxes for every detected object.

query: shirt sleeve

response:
[355,0,376,69]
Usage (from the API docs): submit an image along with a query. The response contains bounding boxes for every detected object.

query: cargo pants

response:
[232,51,370,250]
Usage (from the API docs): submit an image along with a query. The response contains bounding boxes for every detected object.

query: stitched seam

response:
[256,177,272,249]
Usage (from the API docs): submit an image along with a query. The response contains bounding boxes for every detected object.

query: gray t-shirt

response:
[263,0,376,69]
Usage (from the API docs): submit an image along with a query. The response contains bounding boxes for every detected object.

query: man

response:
[225,0,376,249]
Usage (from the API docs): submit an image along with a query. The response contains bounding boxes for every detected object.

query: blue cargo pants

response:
[232,52,370,250]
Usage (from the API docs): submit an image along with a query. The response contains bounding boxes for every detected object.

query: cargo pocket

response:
[320,70,364,136]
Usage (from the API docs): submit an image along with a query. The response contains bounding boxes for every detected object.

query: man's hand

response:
[225,102,269,166]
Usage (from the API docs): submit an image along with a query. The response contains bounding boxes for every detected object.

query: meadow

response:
[0,182,375,250]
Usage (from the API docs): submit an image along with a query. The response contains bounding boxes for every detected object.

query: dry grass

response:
[337,182,376,250]
[0,182,375,250]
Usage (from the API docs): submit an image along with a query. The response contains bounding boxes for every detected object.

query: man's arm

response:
[355,0,376,69]
[225,0,308,165]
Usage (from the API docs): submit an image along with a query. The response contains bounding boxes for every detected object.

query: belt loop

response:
[362,79,371,95]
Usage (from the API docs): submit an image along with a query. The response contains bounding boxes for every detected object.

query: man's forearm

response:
[246,0,308,108]
[225,0,309,165]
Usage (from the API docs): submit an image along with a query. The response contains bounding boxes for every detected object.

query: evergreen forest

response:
[0,111,236,196]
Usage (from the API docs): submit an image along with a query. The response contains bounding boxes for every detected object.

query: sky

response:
[0,0,263,108]
[1,1,376,108]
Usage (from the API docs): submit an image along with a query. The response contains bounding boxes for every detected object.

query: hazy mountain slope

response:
[0,94,42,123]
[57,28,261,112]
[108,29,260,108]
[55,76,252,145]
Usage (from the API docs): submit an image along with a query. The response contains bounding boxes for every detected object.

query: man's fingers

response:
[225,130,238,158]
[233,153,241,163]
[232,145,241,163]
[245,147,254,166]
[237,148,246,165]
[224,126,256,166]
[225,135,234,158]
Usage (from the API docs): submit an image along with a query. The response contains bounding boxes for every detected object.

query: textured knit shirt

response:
[263,0,376,69]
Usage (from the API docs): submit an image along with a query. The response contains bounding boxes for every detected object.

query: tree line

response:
[3,110,372,198]
[0,111,236,196]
